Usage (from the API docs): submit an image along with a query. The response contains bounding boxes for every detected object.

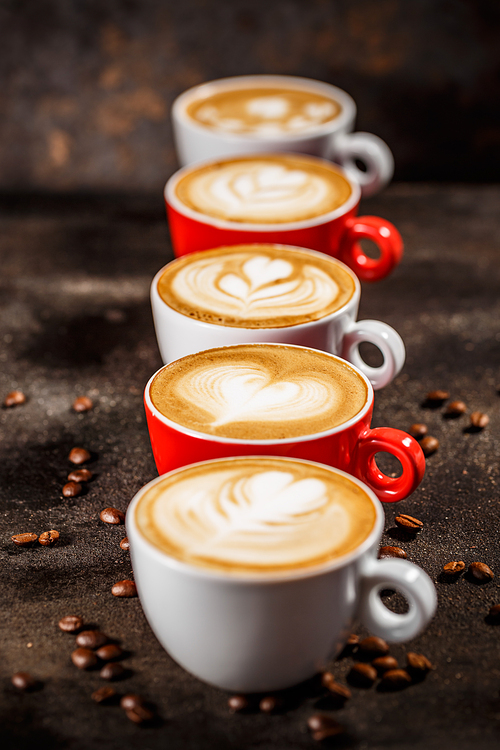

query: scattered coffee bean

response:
[421,436,439,456]
[358,636,389,659]
[11,532,38,546]
[445,400,467,417]
[119,537,130,551]
[379,546,407,559]
[67,468,93,483]
[125,705,154,724]
[228,694,249,712]
[11,672,36,690]
[96,644,123,661]
[68,447,91,465]
[348,662,377,687]
[488,604,500,619]
[395,514,423,532]
[100,662,125,681]
[346,633,359,647]
[111,580,137,598]
[4,390,26,407]
[372,655,399,674]
[58,615,84,633]
[100,507,125,525]
[120,694,145,711]
[76,630,108,649]
[38,530,59,546]
[379,668,412,690]
[470,411,489,429]
[62,481,82,498]
[91,686,116,703]
[307,715,345,741]
[469,561,494,582]
[409,423,428,439]
[322,677,351,702]
[426,389,449,402]
[259,696,281,713]
[406,652,433,674]
[443,560,465,576]
[72,396,93,413]
[71,647,98,670]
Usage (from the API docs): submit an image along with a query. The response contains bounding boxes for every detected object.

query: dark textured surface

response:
[1,184,500,749]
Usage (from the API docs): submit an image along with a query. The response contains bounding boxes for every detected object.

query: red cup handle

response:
[337,215,403,282]
[353,427,425,503]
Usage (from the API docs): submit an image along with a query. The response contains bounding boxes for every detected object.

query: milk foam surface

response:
[149,344,368,440]
[158,245,356,328]
[174,155,352,224]
[135,457,376,575]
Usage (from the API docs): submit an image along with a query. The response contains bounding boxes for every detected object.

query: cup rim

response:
[151,243,361,331]
[164,152,361,231]
[126,455,385,584]
[144,342,374,444]
[171,74,356,141]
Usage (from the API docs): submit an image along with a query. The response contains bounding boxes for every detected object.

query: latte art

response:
[135,457,377,574]
[157,245,356,328]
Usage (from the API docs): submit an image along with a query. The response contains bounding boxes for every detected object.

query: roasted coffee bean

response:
[445,400,467,416]
[68,447,91,464]
[259,696,281,713]
[307,715,345,741]
[11,532,38,546]
[119,537,130,551]
[91,686,116,703]
[67,468,93,483]
[100,662,125,681]
[489,603,500,619]
[409,423,428,439]
[100,507,125,525]
[120,694,145,711]
[372,655,399,674]
[322,677,351,702]
[395,514,423,532]
[96,644,123,661]
[4,390,26,407]
[71,648,98,670]
[346,633,359,647]
[228,694,249,712]
[443,560,465,576]
[125,705,154,724]
[62,481,82,498]
[426,389,449,402]
[378,546,407,559]
[470,411,489,429]
[76,630,108,649]
[469,561,494,581]
[380,668,412,690]
[358,636,389,659]
[39,530,59,546]
[406,652,433,674]
[421,436,439,456]
[58,615,83,633]
[11,672,36,690]
[348,662,377,687]
[72,396,93,412]
[111,580,137,598]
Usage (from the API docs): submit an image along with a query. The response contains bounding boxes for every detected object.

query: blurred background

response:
[1,0,499,194]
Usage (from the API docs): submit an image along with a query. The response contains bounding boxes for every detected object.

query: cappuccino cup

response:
[144,343,425,503]
[172,75,394,197]
[165,153,403,283]
[151,244,405,390]
[127,456,436,692]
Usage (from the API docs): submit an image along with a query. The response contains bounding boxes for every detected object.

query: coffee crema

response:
[174,154,352,224]
[149,344,368,440]
[157,245,356,329]
[185,85,342,137]
[134,457,376,575]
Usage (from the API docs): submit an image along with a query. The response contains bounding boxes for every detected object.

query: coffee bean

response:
[38,530,59,546]
[76,630,108,649]
[470,411,489,429]
[68,447,91,464]
[11,672,36,690]
[228,694,249,712]
[91,686,116,703]
[100,507,125,525]
[346,633,359,647]
[58,615,83,633]
[379,668,412,690]
[469,561,494,581]
[406,652,433,674]
[100,662,125,681]
[395,514,423,532]
[488,604,500,619]
[348,662,377,687]
[120,694,145,711]
[426,390,449,402]
[96,644,123,661]
[378,546,407,559]
[119,537,130,551]
[445,400,467,417]
[62,481,82,498]
[358,636,389,659]
[307,715,345,741]
[443,560,465,576]
[259,696,281,713]
[11,532,38,546]
[72,396,93,413]
[409,423,428,439]
[111,580,137,598]
[372,655,399,674]
[71,648,98,670]
[4,390,26,407]
[321,675,351,702]
[125,705,154,724]
[67,468,93,483]
[421,436,439,456]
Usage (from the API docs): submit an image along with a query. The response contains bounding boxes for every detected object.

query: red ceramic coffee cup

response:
[144,345,424,503]
[164,155,403,282]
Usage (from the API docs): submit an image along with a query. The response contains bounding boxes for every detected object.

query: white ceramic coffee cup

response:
[127,457,436,693]
[172,75,394,197]
[151,245,405,390]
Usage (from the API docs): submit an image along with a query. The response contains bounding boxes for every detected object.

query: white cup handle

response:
[358,556,437,642]
[341,319,405,390]
[333,132,394,197]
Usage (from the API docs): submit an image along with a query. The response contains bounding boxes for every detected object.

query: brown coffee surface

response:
[135,456,376,575]
[157,245,356,328]
[149,344,368,440]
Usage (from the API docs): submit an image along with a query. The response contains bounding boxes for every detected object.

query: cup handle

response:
[358,556,437,642]
[332,131,394,197]
[354,427,425,503]
[341,319,405,390]
[336,215,403,282]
